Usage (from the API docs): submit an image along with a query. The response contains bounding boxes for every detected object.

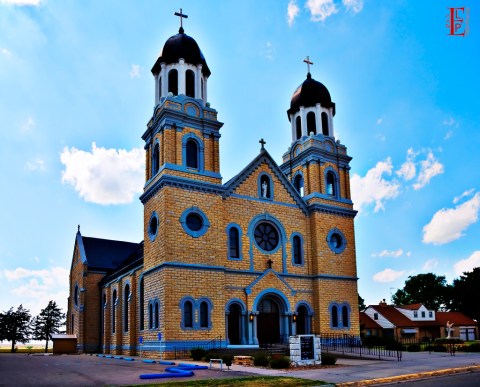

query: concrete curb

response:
[336,365,480,386]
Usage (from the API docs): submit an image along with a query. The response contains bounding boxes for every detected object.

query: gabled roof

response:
[360,312,382,329]
[368,304,434,327]
[436,312,477,326]
[75,231,141,272]
[222,148,308,214]
[397,303,424,311]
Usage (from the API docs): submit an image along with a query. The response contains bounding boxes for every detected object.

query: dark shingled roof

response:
[82,236,141,271]
[436,311,477,326]
[151,28,211,77]
[287,73,336,118]
[360,312,382,329]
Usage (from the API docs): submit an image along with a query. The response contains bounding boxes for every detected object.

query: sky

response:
[1,0,479,322]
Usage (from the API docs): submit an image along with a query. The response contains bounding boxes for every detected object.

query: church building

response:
[67,12,359,355]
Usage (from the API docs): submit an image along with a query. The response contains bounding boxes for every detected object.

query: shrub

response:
[204,352,216,361]
[190,347,207,361]
[426,345,447,352]
[270,356,290,369]
[253,352,269,367]
[321,352,337,365]
[407,344,420,352]
[462,343,480,352]
[363,335,383,348]
[222,355,233,368]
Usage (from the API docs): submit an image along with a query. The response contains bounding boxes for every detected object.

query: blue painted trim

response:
[324,166,340,198]
[179,297,196,330]
[246,269,296,296]
[151,139,160,178]
[141,173,223,204]
[179,206,210,238]
[329,302,351,329]
[123,282,131,333]
[225,298,247,313]
[307,202,357,218]
[327,228,347,254]
[226,223,243,260]
[303,192,353,205]
[138,276,145,331]
[148,211,159,242]
[292,170,305,197]
[294,301,314,316]
[252,288,291,313]
[229,193,299,209]
[197,297,213,330]
[247,213,287,273]
[290,232,304,266]
[182,133,204,172]
[257,171,274,200]
[147,298,160,330]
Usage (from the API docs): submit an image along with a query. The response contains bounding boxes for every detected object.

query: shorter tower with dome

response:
[66,12,359,355]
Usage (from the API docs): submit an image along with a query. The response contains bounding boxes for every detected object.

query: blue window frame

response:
[327,228,346,254]
[258,172,274,200]
[291,233,304,266]
[182,134,205,172]
[148,302,153,329]
[180,207,210,238]
[331,305,339,328]
[139,277,145,331]
[226,223,243,260]
[330,302,351,329]
[112,289,117,333]
[184,301,193,328]
[179,297,213,330]
[152,142,160,176]
[148,211,159,242]
[124,284,130,332]
[293,173,304,196]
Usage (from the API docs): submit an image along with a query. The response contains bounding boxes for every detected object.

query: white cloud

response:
[444,130,453,140]
[443,117,455,126]
[343,0,363,13]
[0,47,11,58]
[373,268,406,283]
[305,0,338,21]
[24,158,45,172]
[423,258,439,271]
[262,41,275,60]
[0,0,41,5]
[372,249,404,258]
[454,251,480,276]
[350,157,400,213]
[376,118,383,125]
[423,192,480,245]
[287,0,300,26]
[60,142,145,205]
[21,117,36,134]
[0,267,69,315]
[129,64,141,78]
[453,188,475,204]
[413,151,444,190]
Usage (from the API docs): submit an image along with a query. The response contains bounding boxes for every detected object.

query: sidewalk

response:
[198,351,480,385]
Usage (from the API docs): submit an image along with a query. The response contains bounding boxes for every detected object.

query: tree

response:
[358,294,366,310]
[391,273,451,310]
[451,267,480,322]
[0,305,32,352]
[33,301,65,353]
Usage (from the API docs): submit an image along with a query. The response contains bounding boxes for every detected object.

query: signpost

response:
[300,335,314,360]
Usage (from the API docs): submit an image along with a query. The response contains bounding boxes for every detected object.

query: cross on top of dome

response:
[174,8,188,34]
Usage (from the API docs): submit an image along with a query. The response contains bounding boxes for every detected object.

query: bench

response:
[209,358,223,370]
[233,355,253,366]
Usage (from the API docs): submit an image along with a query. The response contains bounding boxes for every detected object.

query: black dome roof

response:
[287,73,335,118]
[151,28,211,77]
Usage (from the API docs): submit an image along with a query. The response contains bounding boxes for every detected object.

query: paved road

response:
[377,370,480,386]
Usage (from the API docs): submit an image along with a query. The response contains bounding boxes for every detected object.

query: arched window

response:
[185,69,195,97]
[74,284,79,307]
[148,302,153,329]
[229,227,240,259]
[199,301,209,328]
[342,305,349,328]
[331,305,338,328]
[259,174,272,199]
[326,171,336,196]
[139,278,144,330]
[321,112,329,136]
[295,116,302,139]
[294,174,304,196]
[307,111,316,135]
[292,235,302,265]
[124,284,130,332]
[186,140,198,169]
[159,76,162,99]
[168,69,178,95]
[184,301,193,328]
[154,301,159,329]
[112,290,117,333]
[152,143,160,176]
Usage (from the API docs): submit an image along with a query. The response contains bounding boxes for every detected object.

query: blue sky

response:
[1,0,479,320]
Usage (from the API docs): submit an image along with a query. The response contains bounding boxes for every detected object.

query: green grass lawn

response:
[127,376,328,386]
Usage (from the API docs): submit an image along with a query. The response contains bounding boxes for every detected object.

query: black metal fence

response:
[171,336,224,359]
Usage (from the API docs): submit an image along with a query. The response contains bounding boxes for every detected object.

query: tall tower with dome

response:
[66,11,359,356]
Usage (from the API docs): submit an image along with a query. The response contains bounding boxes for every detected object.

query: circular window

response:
[180,207,210,238]
[186,213,202,232]
[327,229,346,254]
[254,222,279,252]
[148,211,159,242]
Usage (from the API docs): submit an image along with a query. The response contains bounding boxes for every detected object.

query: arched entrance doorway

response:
[227,303,242,345]
[255,293,290,345]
